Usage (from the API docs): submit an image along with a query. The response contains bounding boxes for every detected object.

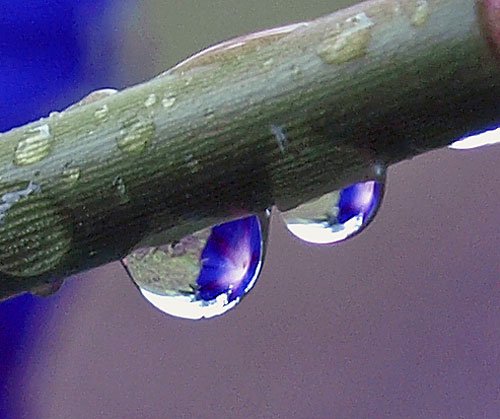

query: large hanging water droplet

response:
[280,179,385,244]
[122,214,267,320]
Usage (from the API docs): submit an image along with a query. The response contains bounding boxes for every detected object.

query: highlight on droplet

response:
[123,214,267,320]
[280,179,385,245]
[448,126,500,150]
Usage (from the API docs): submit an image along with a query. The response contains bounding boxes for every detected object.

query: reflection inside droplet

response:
[280,180,384,244]
[122,215,266,320]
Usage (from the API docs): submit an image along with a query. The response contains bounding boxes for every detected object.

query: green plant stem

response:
[0,0,498,300]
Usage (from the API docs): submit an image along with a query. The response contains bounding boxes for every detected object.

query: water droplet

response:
[410,0,429,27]
[0,184,72,276]
[122,214,267,320]
[61,163,81,185]
[144,93,157,107]
[116,116,155,155]
[14,124,53,166]
[317,12,373,65]
[94,104,109,121]
[280,179,385,244]
[162,95,176,109]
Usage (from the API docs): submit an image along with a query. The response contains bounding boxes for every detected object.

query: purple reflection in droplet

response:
[197,215,263,303]
[337,181,383,225]
[282,180,385,245]
[125,214,266,320]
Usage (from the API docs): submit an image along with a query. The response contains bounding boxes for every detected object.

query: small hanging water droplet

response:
[123,214,268,320]
[280,179,385,244]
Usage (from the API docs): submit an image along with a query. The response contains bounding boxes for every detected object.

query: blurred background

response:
[0,1,499,418]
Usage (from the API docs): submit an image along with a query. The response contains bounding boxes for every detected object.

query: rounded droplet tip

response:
[140,288,240,320]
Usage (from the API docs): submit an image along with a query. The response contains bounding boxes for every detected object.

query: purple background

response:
[1,1,499,418]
